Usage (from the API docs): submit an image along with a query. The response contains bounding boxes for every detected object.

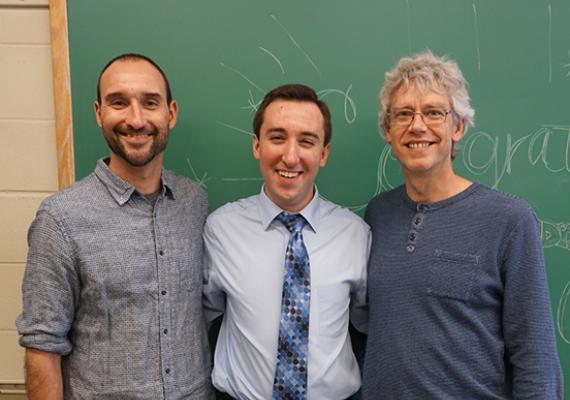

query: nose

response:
[282,140,300,165]
[408,112,428,133]
[125,103,145,130]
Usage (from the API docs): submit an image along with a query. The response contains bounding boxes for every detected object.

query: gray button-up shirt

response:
[17,158,213,399]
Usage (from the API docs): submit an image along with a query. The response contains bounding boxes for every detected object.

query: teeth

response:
[278,171,299,178]
[124,133,150,137]
[408,142,430,149]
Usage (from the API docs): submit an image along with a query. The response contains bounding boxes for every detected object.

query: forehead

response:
[391,81,451,107]
[262,99,324,130]
[99,60,167,98]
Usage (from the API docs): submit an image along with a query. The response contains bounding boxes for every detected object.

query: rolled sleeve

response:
[16,207,78,355]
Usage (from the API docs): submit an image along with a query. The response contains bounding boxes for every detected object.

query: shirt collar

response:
[257,185,320,233]
[94,157,176,205]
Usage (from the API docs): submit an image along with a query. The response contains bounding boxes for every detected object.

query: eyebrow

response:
[299,131,321,140]
[265,128,321,139]
[392,102,450,110]
[103,91,163,102]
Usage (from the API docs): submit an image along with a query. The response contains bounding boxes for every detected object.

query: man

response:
[16,54,213,399]
[203,84,370,399]
[363,51,563,399]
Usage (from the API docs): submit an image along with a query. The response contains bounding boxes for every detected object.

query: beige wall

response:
[0,0,56,397]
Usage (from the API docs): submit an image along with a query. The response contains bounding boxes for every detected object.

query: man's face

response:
[385,83,463,179]
[94,60,178,169]
[253,99,330,212]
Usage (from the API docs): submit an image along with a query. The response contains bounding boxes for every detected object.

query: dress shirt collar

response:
[94,157,175,205]
[257,185,320,233]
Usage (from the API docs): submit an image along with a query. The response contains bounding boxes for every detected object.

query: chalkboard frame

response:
[49,1,570,397]
[48,0,74,189]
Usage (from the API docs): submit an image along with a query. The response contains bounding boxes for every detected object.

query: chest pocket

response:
[427,249,480,301]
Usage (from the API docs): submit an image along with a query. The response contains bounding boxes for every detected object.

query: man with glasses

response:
[362,51,562,399]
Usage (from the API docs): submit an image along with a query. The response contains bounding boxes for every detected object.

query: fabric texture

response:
[362,182,563,400]
[17,158,214,400]
[203,188,370,400]
[272,213,310,400]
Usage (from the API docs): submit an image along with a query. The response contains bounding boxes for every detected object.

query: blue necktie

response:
[272,212,311,400]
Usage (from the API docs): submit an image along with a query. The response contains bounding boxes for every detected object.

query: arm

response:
[349,225,371,334]
[502,209,563,399]
[16,207,77,392]
[25,348,63,400]
[202,219,227,326]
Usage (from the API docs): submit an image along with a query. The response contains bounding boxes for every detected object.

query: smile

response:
[278,170,300,179]
[119,132,153,137]
[407,142,431,149]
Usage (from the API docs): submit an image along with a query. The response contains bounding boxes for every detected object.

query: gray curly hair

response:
[379,51,475,148]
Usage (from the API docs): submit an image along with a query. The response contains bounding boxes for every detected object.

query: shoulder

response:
[470,183,537,223]
[319,197,370,234]
[38,172,100,217]
[166,170,207,202]
[367,185,405,209]
[164,170,209,218]
[365,185,406,219]
[206,194,258,227]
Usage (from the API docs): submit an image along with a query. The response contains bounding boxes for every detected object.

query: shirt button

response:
[165,368,170,374]
[161,290,167,296]
[159,250,164,256]
[406,244,415,253]
[409,232,416,241]
[163,329,168,334]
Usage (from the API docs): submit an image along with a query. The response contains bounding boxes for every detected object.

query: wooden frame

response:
[48,0,74,189]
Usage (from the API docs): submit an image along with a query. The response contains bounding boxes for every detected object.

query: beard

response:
[103,124,169,167]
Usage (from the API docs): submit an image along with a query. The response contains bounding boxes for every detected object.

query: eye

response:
[268,135,285,143]
[393,109,414,121]
[299,138,316,147]
[144,99,160,108]
[425,108,445,118]
[109,99,127,109]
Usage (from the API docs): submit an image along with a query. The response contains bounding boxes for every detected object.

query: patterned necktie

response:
[272,212,311,400]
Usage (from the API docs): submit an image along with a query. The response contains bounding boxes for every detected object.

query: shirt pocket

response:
[427,249,480,301]
[317,284,349,338]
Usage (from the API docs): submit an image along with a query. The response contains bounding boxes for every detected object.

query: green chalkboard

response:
[67,0,570,395]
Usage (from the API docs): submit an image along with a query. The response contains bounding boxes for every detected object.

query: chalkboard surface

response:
[67,0,570,395]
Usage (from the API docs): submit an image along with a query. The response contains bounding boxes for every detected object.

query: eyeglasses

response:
[388,108,453,127]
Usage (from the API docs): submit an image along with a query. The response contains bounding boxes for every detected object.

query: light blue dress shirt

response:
[203,188,370,400]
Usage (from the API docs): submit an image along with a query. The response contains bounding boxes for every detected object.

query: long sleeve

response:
[202,219,227,325]
[349,226,371,334]
[502,208,563,399]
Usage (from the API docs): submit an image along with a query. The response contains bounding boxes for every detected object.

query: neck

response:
[403,168,471,204]
[107,154,163,194]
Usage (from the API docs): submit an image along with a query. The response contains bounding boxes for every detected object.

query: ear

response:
[384,128,393,144]
[252,134,261,160]
[168,100,179,129]
[452,117,465,142]
[319,143,331,167]
[94,101,103,128]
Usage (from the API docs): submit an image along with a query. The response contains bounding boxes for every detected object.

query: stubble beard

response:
[104,125,169,167]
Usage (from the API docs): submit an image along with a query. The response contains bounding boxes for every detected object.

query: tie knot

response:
[277,212,306,233]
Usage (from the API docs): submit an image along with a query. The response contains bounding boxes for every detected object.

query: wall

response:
[0,0,57,397]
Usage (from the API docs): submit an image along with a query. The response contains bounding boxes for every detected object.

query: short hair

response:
[96,53,173,104]
[379,50,475,155]
[253,83,333,146]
